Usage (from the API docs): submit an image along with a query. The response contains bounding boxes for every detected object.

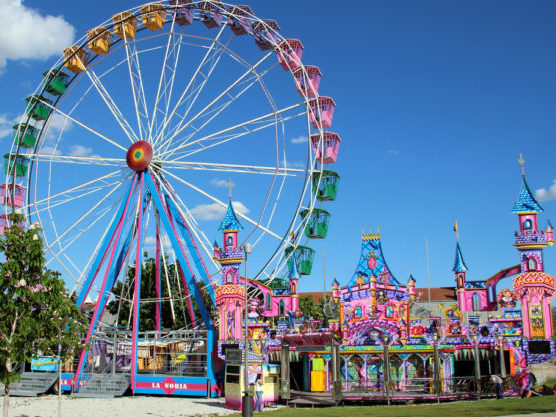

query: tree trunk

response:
[3,382,10,417]
[58,358,62,417]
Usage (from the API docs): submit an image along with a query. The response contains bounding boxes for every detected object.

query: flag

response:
[453,220,458,233]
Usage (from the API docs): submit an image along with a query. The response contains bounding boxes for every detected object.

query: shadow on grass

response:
[228,396,556,417]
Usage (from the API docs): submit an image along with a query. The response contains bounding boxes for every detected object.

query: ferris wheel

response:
[2,1,342,331]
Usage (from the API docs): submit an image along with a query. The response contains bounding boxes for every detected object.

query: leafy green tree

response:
[0,214,86,417]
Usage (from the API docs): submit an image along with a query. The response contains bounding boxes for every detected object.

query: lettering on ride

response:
[150,377,187,394]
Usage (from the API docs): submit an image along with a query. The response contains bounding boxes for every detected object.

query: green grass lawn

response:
[231,396,556,417]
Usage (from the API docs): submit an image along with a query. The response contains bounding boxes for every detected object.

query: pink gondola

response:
[252,20,280,51]
[309,96,336,129]
[311,132,341,164]
[293,66,322,97]
[0,183,25,208]
[277,39,304,71]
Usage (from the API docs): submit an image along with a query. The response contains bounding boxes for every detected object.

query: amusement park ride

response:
[1,0,555,407]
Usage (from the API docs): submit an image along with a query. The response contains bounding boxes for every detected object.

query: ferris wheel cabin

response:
[112,12,139,40]
[252,20,280,50]
[87,27,113,54]
[3,154,29,177]
[285,245,315,275]
[199,1,224,28]
[0,213,26,236]
[312,170,340,201]
[311,132,341,164]
[25,96,52,121]
[141,3,167,31]
[0,183,25,208]
[227,5,253,35]
[300,208,331,239]
[277,39,304,71]
[63,46,89,73]
[12,124,38,148]
[309,97,336,129]
[293,65,322,97]
[169,0,195,26]
[43,69,70,96]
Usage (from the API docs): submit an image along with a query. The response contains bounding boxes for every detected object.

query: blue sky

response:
[1,0,556,296]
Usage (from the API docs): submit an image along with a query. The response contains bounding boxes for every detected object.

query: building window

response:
[226,235,234,247]
[266,293,271,311]
[226,270,234,283]
[279,300,285,317]
[528,257,537,271]
[524,219,532,230]
[472,293,481,312]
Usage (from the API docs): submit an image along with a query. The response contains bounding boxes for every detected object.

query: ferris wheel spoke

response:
[158,102,305,160]
[39,100,129,152]
[158,167,283,241]
[156,49,275,153]
[27,168,127,212]
[161,63,277,157]
[161,160,306,177]
[43,175,129,255]
[45,201,117,286]
[85,69,139,144]
[24,153,126,167]
[124,37,150,142]
[153,171,220,269]
[31,177,127,217]
[149,18,182,141]
[153,25,226,148]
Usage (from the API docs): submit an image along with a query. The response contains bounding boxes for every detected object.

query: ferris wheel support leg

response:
[144,170,214,330]
[73,175,139,391]
[155,215,161,336]
[75,174,139,307]
[131,172,146,395]
[176,264,197,328]
[164,191,215,303]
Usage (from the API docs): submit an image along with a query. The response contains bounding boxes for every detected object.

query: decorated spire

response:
[288,251,300,280]
[452,242,468,272]
[512,155,543,214]
[218,200,243,231]
[408,273,416,283]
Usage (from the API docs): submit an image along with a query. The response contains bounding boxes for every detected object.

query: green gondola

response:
[285,245,315,275]
[43,69,70,96]
[12,124,38,148]
[4,154,30,177]
[25,96,52,121]
[312,170,340,201]
[300,208,331,239]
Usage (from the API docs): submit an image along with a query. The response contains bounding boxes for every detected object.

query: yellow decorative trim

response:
[514,243,547,250]
[362,233,381,241]
[219,258,244,265]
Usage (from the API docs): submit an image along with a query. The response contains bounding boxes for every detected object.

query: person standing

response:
[254,373,264,412]
[491,374,504,399]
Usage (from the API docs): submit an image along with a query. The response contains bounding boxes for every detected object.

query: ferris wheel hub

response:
[126,141,153,171]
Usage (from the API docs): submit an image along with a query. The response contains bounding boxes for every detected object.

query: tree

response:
[0,214,86,417]
[107,254,203,331]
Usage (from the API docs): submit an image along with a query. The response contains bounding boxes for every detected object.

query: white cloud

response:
[144,235,173,249]
[0,114,15,139]
[211,178,232,188]
[190,201,249,221]
[291,135,308,144]
[68,145,99,157]
[0,0,75,72]
[387,149,400,155]
[38,145,61,155]
[536,181,556,202]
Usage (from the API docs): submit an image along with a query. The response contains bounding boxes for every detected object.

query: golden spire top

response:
[227,178,234,199]
[518,154,525,176]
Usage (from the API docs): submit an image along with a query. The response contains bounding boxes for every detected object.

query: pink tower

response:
[453,241,469,312]
[214,200,245,342]
[512,157,555,339]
